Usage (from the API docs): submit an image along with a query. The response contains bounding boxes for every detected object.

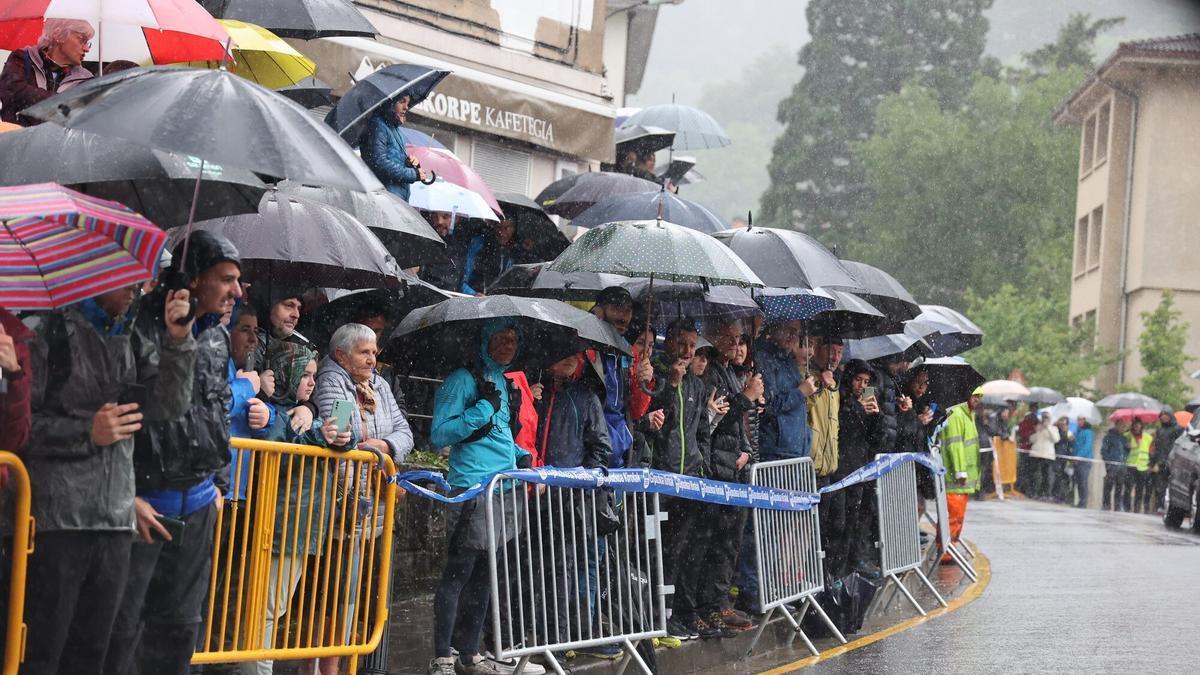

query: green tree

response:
[1138,290,1192,409]
[850,68,1084,307]
[1022,14,1126,74]
[759,0,992,250]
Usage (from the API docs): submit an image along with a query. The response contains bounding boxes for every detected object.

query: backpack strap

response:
[40,312,73,413]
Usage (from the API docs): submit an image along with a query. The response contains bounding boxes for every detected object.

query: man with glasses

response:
[1,18,94,125]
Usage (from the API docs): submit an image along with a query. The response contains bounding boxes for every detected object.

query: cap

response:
[971,386,984,397]
[595,286,633,307]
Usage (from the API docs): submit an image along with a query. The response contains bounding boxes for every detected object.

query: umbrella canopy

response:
[494,192,569,262]
[570,190,727,235]
[177,193,398,289]
[914,304,984,357]
[186,19,316,88]
[981,379,1031,398]
[1186,395,1200,414]
[406,146,501,214]
[1,0,231,64]
[384,294,630,376]
[1107,408,1163,424]
[711,227,863,291]
[614,124,675,154]
[839,260,921,322]
[306,280,449,353]
[547,219,763,288]
[1176,410,1193,427]
[0,124,267,228]
[754,286,840,323]
[198,0,377,39]
[408,180,498,222]
[981,393,1017,408]
[1096,392,1164,410]
[908,356,985,413]
[275,181,445,269]
[535,171,660,219]
[803,288,892,339]
[620,104,730,150]
[0,183,168,310]
[23,67,383,193]
[1021,386,1066,405]
[402,127,449,150]
[1048,397,1102,425]
[326,64,451,147]
[275,76,334,109]
[845,323,934,363]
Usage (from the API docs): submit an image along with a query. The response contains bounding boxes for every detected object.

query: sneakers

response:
[688,617,723,640]
[574,643,624,660]
[454,654,504,675]
[704,612,738,638]
[653,635,683,649]
[667,617,697,641]
[428,657,456,675]
[720,607,755,630]
[483,653,547,674]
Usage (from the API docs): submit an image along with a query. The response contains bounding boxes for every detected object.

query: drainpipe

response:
[1100,77,1139,385]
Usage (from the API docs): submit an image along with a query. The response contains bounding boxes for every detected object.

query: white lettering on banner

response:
[416,92,556,146]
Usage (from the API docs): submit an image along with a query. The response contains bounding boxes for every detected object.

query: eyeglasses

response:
[74,32,93,49]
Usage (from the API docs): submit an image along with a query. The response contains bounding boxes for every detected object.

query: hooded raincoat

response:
[939,402,980,494]
[360,108,420,201]
[756,340,810,461]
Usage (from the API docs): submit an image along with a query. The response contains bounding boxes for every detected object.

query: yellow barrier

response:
[1,451,34,675]
[993,437,1018,487]
[193,438,397,671]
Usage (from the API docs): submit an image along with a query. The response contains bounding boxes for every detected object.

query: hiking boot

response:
[720,607,755,629]
[705,612,738,638]
[688,617,722,640]
[483,653,547,674]
[428,657,456,675]
[455,654,503,675]
[575,643,624,660]
[653,635,682,649]
[667,617,697,641]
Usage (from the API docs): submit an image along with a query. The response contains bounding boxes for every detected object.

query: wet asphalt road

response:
[805,498,1200,674]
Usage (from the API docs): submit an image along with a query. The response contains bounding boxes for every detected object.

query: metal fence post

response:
[873,456,946,617]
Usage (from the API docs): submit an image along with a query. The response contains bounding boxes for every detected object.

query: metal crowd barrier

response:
[482,475,667,675]
[873,455,946,617]
[1,451,33,675]
[744,457,845,657]
[192,438,398,672]
[924,467,978,583]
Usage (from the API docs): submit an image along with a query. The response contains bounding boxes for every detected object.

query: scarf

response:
[265,340,318,408]
[355,377,377,415]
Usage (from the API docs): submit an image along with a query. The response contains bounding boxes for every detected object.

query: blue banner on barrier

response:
[392,453,943,511]
[818,452,944,495]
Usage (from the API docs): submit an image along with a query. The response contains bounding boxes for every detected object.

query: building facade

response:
[1054,34,1200,395]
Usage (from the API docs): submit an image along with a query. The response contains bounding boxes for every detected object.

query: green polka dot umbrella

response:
[546,219,762,288]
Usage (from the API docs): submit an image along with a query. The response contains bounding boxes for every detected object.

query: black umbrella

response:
[839,260,921,322]
[305,280,450,352]
[805,288,894,339]
[198,0,378,39]
[495,192,570,262]
[845,322,935,363]
[535,171,661,219]
[914,304,984,357]
[0,124,267,228]
[1021,386,1066,406]
[712,227,863,291]
[614,124,675,154]
[1096,392,1164,410]
[384,295,630,376]
[276,181,446,268]
[1185,395,1200,414]
[908,356,986,412]
[173,193,399,289]
[24,67,383,194]
[277,76,335,109]
[325,64,451,148]
[570,190,727,234]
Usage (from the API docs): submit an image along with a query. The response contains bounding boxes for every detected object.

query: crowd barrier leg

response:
[1,451,33,675]
[873,458,946,618]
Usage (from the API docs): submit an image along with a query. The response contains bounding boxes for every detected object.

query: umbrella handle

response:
[421,170,437,185]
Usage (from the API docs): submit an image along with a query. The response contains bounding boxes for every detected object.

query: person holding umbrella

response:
[1125,418,1153,513]
[429,318,531,675]
[0,19,94,125]
[360,94,428,202]
[937,387,983,560]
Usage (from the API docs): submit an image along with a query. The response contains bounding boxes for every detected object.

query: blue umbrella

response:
[621,103,730,150]
[757,287,836,321]
[845,321,936,362]
[325,64,451,147]
[570,190,727,234]
[913,304,983,357]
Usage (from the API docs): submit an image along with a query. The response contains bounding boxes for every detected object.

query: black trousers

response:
[660,496,712,621]
[21,530,130,675]
[696,503,747,616]
[106,501,218,675]
[818,478,848,578]
[1102,466,1122,510]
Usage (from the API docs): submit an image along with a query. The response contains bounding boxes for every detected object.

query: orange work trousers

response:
[946,492,969,542]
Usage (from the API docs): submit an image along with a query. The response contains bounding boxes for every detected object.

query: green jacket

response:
[939,403,980,494]
[1125,431,1152,472]
[806,368,840,477]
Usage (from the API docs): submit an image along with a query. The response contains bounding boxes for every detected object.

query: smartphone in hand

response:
[329,399,356,434]
[119,383,148,409]
[860,385,876,402]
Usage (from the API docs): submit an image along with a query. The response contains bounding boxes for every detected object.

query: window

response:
[1089,205,1103,268]
[1095,102,1110,163]
[1081,114,1096,175]
[471,139,531,195]
[1082,310,1097,353]
[1074,214,1089,274]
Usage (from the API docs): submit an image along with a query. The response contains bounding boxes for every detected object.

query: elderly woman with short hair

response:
[0,18,95,125]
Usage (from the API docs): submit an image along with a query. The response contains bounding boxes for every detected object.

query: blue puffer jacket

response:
[432,318,530,488]
[756,340,811,460]
[360,110,420,201]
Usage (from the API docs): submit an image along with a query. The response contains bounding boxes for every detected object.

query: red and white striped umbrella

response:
[0,0,230,64]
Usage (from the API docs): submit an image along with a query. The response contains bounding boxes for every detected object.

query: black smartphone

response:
[119,383,148,409]
[154,514,186,548]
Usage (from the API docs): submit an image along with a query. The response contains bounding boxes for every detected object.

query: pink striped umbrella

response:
[0,183,168,310]
[407,146,502,215]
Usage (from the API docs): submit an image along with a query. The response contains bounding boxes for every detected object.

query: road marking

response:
[758,543,992,674]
